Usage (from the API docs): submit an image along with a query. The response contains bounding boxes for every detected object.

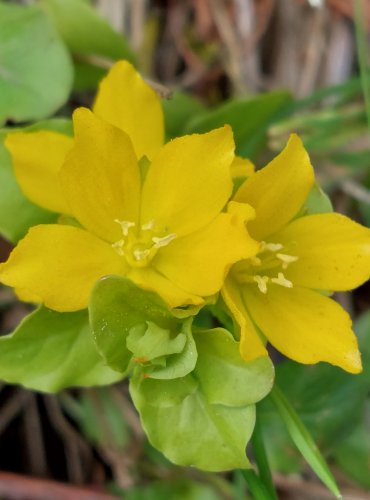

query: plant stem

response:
[240,469,272,500]
[251,412,278,500]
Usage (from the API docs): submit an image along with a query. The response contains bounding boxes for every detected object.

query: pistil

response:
[234,240,298,294]
[111,218,177,267]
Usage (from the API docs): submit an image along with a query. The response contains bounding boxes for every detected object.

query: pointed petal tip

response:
[342,348,362,374]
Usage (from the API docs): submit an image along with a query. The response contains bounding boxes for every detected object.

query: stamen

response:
[112,239,125,256]
[142,219,155,231]
[152,233,177,248]
[253,275,269,294]
[133,248,151,261]
[115,219,135,236]
[271,272,293,288]
[263,242,283,252]
[276,253,298,269]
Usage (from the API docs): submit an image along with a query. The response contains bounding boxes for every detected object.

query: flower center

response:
[112,219,177,268]
[233,241,298,294]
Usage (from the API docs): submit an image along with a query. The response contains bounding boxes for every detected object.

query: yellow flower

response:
[222,134,370,374]
[0,62,258,311]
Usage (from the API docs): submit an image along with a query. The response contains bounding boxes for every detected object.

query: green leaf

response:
[130,373,255,471]
[89,276,196,373]
[185,91,292,158]
[303,183,333,215]
[239,470,272,500]
[332,403,370,489]
[0,3,73,124]
[0,307,122,393]
[131,369,198,408]
[270,386,342,499]
[162,92,205,139]
[251,414,278,500]
[194,328,274,406]
[0,119,71,243]
[39,0,135,62]
[127,318,198,380]
[130,327,274,471]
[72,60,107,92]
[127,322,187,361]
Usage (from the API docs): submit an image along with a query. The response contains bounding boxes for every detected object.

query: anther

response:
[112,239,125,256]
[115,219,135,236]
[253,275,269,294]
[276,253,298,269]
[152,233,177,249]
[271,272,293,288]
[263,242,283,252]
[142,220,155,231]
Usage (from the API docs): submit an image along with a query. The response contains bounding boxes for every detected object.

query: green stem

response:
[354,0,370,132]
[251,412,278,500]
[240,469,272,500]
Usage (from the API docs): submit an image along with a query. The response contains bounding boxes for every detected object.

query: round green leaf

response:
[131,370,198,408]
[194,328,274,406]
[39,0,135,62]
[185,91,292,158]
[90,276,183,373]
[0,3,73,124]
[127,322,187,362]
[130,374,255,471]
[0,307,122,393]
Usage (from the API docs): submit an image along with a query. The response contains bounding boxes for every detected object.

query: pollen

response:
[142,219,155,231]
[114,219,135,236]
[152,233,177,249]
[111,239,125,256]
[111,217,177,267]
[253,275,269,293]
[262,242,283,252]
[276,253,298,269]
[271,272,293,288]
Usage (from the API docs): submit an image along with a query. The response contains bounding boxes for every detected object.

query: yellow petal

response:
[128,267,204,308]
[5,131,73,214]
[60,108,141,243]
[0,225,126,312]
[277,213,370,291]
[93,60,164,160]
[230,156,255,179]
[222,276,268,361]
[141,126,235,237]
[243,284,362,374]
[153,208,259,297]
[234,134,315,240]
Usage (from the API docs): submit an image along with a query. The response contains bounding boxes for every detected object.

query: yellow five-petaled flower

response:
[223,135,370,374]
[0,62,258,311]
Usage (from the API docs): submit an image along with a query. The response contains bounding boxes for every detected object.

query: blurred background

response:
[1,0,370,498]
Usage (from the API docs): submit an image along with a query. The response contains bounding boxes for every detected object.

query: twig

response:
[273,472,369,500]
[89,389,134,489]
[43,395,92,485]
[0,471,118,500]
[341,178,370,204]
[0,389,31,437]
[23,394,48,477]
